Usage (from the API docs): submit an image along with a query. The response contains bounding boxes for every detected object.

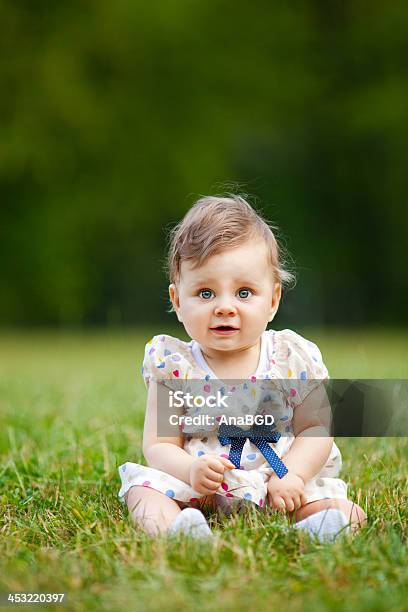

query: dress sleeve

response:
[141,335,163,388]
[141,334,194,389]
[274,329,330,407]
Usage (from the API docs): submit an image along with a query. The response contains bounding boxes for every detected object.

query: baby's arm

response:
[267,383,333,510]
[143,381,234,493]
[281,383,333,481]
[143,380,194,482]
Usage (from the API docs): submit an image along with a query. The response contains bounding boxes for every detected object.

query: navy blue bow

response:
[217,422,288,479]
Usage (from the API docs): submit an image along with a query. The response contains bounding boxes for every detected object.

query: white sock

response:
[168,508,213,539]
[293,509,351,543]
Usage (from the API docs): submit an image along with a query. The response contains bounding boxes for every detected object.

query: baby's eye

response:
[198,289,214,300]
[237,288,252,299]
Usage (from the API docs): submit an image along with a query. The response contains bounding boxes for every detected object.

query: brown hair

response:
[166,194,296,289]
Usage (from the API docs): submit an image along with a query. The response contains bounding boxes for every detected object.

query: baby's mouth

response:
[210,325,240,333]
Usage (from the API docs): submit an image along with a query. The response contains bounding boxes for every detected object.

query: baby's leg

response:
[125,486,182,536]
[292,498,367,532]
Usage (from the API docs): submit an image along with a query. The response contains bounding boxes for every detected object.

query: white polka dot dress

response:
[118,330,348,509]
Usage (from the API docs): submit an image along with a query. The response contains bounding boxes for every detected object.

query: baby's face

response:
[169,240,281,353]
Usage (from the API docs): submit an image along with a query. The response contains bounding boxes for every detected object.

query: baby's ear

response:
[269,283,281,321]
[168,284,182,321]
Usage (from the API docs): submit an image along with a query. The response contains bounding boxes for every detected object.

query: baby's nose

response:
[214,300,238,316]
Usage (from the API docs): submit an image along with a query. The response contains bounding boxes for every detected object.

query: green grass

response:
[0,328,407,611]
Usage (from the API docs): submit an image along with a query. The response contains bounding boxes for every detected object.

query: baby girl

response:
[118,195,367,540]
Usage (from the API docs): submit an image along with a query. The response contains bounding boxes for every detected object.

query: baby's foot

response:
[293,509,350,543]
[168,508,213,540]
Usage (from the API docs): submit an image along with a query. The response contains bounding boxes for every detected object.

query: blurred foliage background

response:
[1,0,407,328]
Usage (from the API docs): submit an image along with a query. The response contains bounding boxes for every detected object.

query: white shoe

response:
[168,508,213,540]
[293,509,350,543]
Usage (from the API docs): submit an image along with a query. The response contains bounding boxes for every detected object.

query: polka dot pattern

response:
[122,330,343,513]
[218,423,288,479]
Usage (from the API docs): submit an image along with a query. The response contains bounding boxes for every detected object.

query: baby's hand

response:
[267,472,307,512]
[189,454,235,495]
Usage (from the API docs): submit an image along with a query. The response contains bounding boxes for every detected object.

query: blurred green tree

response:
[1,1,407,326]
